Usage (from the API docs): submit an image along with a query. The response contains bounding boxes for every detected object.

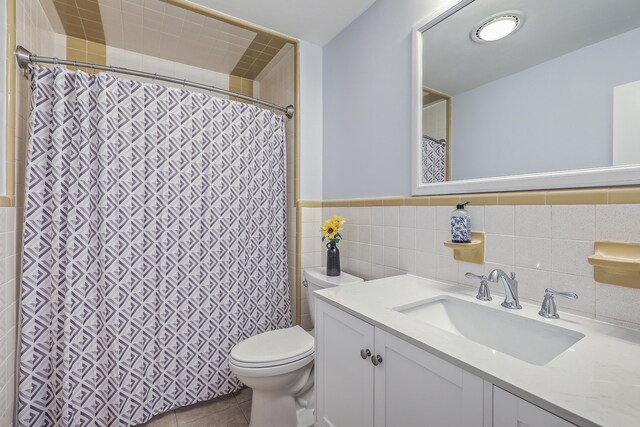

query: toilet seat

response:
[230,346,314,369]
[229,326,314,376]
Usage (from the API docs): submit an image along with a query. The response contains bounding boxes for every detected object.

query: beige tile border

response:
[292,44,301,325]
[297,200,322,208]
[228,75,253,100]
[53,0,106,44]
[315,186,640,207]
[231,33,287,80]
[295,206,301,325]
[545,189,608,205]
[66,36,107,73]
[0,196,13,207]
[497,191,547,205]
[607,187,640,204]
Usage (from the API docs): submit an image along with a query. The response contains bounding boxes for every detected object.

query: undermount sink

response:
[394,296,585,366]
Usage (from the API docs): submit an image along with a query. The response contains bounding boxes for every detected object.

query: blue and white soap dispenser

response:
[451,202,471,243]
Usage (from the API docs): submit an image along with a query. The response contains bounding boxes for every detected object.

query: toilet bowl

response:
[229,267,363,427]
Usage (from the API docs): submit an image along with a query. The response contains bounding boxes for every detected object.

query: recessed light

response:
[471,13,523,43]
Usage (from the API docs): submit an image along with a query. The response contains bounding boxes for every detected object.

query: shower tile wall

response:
[255,46,297,322]
[105,45,231,93]
[0,209,16,426]
[7,1,66,425]
[15,0,66,206]
[314,204,640,329]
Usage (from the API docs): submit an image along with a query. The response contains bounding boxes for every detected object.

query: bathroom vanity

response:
[314,275,640,426]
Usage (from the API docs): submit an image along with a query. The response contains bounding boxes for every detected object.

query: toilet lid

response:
[230,326,314,368]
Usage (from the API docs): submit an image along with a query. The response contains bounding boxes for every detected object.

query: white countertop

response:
[315,274,640,427]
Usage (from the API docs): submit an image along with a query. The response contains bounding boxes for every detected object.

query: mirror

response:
[413,0,640,194]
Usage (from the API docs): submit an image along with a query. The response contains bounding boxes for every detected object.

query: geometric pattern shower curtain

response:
[18,65,291,427]
[422,135,446,183]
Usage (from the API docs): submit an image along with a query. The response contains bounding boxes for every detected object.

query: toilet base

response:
[249,390,314,427]
[233,358,314,427]
[295,406,314,427]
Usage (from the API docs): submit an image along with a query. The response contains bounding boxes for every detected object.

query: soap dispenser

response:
[451,202,471,243]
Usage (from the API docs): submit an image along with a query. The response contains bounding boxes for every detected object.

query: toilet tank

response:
[303,267,363,327]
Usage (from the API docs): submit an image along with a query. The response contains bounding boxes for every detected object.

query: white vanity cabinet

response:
[316,299,578,427]
[315,299,484,427]
[493,387,575,427]
[315,299,375,427]
[373,327,484,426]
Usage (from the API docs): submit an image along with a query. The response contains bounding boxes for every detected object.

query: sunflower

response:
[331,215,346,226]
[321,218,343,242]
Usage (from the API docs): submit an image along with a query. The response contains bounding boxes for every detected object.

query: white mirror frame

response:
[411,0,640,196]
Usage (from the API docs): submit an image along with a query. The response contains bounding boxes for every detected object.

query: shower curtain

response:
[18,65,291,427]
[422,135,446,183]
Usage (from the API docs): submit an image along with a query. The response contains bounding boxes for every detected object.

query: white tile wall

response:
[10,2,63,425]
[303,204,640,329]
[0,209,17,427]
[106,46,231,94]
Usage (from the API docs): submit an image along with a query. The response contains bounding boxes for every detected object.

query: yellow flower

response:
[321,219,342,240]
[332,215,346,225]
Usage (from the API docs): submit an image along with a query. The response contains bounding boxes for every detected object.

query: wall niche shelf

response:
[443,232,485,264]
[588,241,640,288]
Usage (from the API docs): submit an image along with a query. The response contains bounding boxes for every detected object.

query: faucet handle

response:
[465,272,492,302]
[545,288,578,300]
[539,288,578,319]
[465,272,485,280]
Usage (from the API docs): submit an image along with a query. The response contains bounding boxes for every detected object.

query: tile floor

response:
[138,388,252,427]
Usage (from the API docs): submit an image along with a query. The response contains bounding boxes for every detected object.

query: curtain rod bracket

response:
[15,45,32,70]
[285,105,294,119]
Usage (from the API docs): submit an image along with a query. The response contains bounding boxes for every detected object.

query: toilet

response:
[229,267,363,427]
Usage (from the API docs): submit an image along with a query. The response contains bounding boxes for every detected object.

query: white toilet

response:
[229,267,363,427]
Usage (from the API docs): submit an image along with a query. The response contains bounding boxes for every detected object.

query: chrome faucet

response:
[488,269,521,309]
[465,272,492,302]
[539,288,578,319]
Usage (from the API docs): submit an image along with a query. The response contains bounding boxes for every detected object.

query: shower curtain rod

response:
[15,45,295,119]
[423,134,446,145]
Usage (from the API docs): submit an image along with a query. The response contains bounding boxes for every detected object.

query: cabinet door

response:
[315,299,375,427]
[374,329,484,427]
[493,387,575,427]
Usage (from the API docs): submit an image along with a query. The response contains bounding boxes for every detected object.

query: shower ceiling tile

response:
[122,2,142,16]
[39,0,292,79]
[164,3,188,20]
[100,0,122,8]
[51,0,106,44]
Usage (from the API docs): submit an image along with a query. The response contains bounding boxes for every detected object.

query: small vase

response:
[326,241,341,276]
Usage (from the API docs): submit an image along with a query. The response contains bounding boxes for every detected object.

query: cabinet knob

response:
[360,348,371,359]
[371,354,383,366]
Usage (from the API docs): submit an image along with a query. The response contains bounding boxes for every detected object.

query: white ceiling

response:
[423,0,640,95]
[188,0,377,45]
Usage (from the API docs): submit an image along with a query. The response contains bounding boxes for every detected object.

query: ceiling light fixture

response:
[471,12,523,43]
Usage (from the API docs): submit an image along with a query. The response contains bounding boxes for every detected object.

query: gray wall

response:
[322,0,448,199]
[451,27,640,180]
